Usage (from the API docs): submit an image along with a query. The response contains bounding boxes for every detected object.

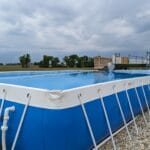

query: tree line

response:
[19,54,94,68]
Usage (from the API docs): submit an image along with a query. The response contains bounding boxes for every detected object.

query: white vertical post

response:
[113,85,132,140]
[11,93,31,150]
[78,94,98,150]
[134,83,148,125]
[125,82,139,135]
[141,80,150,116]
[0,89,7,118]
[97,89,117,150]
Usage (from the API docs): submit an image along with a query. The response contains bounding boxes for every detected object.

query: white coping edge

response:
[0,76,150,109]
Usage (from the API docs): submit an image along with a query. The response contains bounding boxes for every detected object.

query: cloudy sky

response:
[0,0,150,63]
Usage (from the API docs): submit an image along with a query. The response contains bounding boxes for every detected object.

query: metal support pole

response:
[98,89,117,150]
[113,85,132,140]
[11,93,31,150]
[78,94,98,150]
[125,83,139,135]
[0,89,7,118]
[141,81,150,117]
[148,84,150,110]
[134,86,148,125]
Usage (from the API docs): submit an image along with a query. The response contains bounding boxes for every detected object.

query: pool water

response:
[0,71,148,90]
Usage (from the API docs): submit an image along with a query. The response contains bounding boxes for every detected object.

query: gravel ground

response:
[99,111,150,150]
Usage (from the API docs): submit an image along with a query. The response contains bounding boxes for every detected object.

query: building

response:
[128,55,147,64]
[121,57,129,64]
[94,51,150,70]
[94,56,112,70]
[112,53,129,64]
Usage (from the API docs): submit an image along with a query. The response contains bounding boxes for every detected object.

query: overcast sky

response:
[0,0,150,63]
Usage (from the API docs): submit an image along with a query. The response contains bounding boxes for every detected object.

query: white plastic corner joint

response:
[48,90,64,100]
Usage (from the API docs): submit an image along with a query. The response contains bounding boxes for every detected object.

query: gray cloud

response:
[0,0,150,62]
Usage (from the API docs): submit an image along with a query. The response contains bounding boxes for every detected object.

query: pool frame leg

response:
[113,85,132,140]
[98,89,117,150]
[11,93,31,150]
[141,82,150,117]
[0,89,7,118]
[148,84,150,101]
[134,87,148,125]
[78,94,98,150]
[125,83,139,135]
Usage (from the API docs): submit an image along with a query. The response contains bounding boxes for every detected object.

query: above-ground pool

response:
[0,70,149,150]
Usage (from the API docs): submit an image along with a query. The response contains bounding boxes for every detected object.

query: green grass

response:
[0,65,94,72]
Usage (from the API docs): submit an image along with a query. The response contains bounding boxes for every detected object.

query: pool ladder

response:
[78,81,150,150]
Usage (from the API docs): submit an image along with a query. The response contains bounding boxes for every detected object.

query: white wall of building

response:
[129,57,147,64]
[112,55,121,64]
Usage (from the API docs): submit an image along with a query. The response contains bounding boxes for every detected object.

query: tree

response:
[77,56,89,67]
[48,56,54,67]
[39,55,50,67]
[37,54,94,68]
[63,54,79,67]
[69,54,79,67]
[63,56,70,67]
[19,54,31,68]
[87,57,94,67]
[77,56,94,67]
[51,57,60,67]
[19,56,26,68]
[39,55,60,68]
[63,55,94,68]
[26,54,31,67]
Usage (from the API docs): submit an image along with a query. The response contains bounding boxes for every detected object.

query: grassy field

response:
[0,65,94,71]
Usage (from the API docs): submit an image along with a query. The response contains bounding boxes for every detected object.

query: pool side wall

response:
[0,76,149,149]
